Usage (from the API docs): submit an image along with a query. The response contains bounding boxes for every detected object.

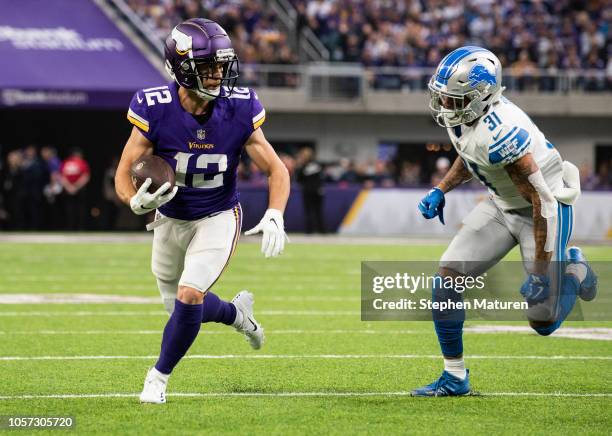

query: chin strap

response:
[195,86,220,101]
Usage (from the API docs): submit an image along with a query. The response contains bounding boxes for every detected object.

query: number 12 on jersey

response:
[173,152,227,189]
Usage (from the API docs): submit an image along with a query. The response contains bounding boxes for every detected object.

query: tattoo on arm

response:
[505,154,552,271]
[437,157,472,193]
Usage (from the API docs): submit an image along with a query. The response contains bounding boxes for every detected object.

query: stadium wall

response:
[338,189,612,241]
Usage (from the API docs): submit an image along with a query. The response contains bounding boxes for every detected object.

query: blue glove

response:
[520,273,550,303]
[418,187,445,224]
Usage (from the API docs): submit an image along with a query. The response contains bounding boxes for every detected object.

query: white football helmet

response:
[429,46,503,128]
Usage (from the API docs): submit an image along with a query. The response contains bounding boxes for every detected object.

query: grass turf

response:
[0,241,610,435]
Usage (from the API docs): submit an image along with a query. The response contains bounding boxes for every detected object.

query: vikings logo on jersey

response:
[467,64,497,89]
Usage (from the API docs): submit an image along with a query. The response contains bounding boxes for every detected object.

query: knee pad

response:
[156,277,178,315]
[432,274,465,357]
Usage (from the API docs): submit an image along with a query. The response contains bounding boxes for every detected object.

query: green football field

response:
[0,239,610,435]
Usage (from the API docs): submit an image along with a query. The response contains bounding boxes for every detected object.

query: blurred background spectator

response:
[430,156,451,187]
[60,148,90,230]
[21,146,49,230]
[3,150,25,230]
[41,146,63,229]
[296,147,325,233]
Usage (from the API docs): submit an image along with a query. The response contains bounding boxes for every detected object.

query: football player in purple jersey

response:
[114,18,290,404]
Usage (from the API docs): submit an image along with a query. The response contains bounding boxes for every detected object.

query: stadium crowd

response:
[0,145,610,230]
[128,0,299,66]
[127,0,610,91]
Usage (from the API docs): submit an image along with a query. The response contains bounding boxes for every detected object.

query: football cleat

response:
[567,246,598,301]
[411,370,471,397]
[139,367,168,404]
[232,291,264,350]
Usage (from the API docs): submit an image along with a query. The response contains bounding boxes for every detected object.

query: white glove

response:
[244,208,289,258]
[129,178,178,215]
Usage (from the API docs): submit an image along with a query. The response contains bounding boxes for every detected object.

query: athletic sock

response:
[232,308,244,329]
[155,299,203,374]
[201,292,237,325]
[444,358,467,380]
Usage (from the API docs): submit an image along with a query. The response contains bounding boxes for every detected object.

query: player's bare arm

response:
[437,157,472,193]
[505,153,553,272]
[420,157,471,224]
[245,127,290,211]
[244,127,291,257]
[115,127,177,215]
[115,126,154,205]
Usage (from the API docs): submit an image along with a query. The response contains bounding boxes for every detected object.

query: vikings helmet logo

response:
[467,64,497,89]
[172,27,192,56]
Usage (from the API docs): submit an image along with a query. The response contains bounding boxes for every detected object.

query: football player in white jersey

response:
[412,46,598,396]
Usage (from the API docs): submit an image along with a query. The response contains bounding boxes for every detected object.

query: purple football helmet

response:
[164,18,239,100]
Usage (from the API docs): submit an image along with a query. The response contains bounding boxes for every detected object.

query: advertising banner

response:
[0,0,165,108]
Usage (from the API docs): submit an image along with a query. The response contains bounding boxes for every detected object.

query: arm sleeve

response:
[488,125,532,165]
[249,89,266,131]
[127,90,155,141]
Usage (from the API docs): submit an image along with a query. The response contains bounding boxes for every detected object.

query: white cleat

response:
[139,367,168,404]
[231,291,265,350]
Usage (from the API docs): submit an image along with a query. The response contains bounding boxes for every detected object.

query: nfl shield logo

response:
[197,129,206,140]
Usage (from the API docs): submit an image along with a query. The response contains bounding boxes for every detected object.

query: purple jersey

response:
[127,82,266,220]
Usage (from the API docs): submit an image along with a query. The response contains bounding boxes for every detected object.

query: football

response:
[130,155,175,193]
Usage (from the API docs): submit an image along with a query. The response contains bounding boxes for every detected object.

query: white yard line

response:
[2,232,606,246]
[1,329,422,335]
[1,309,611,339]
[0,354,610,361]
[0,391,610,400]
[0,294,360,304]
[0,310,360,316]
[1,327,611,341]
[0,233,447,245]
[0,294,160,304]
[464,325,612,341]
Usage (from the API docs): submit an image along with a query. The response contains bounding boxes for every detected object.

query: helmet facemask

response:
[428,83,484,128]
[174,51,239,101]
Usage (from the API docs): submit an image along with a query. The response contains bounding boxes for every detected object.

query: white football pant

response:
[151,205,242,314]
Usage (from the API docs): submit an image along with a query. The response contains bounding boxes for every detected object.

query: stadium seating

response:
[127,0,610,92]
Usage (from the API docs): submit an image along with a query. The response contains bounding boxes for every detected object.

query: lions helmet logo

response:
[467,64,497,89]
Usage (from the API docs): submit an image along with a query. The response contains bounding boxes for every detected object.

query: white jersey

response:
[447,96,564,210]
